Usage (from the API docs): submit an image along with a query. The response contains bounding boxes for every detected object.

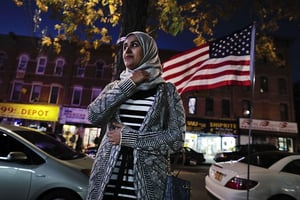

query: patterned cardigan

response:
[86,78,186,200]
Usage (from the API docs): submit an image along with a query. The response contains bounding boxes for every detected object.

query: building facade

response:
[0,33,115,149]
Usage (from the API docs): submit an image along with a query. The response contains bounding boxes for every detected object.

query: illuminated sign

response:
[186,117,238,134]
[59,107,91,124]
[239,118,298,134]
[0,103,59,121]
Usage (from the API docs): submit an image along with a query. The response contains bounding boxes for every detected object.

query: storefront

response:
[239,118,298,152]
[185,117,238,162]
[59,107,102,150]
[0,102,59,131]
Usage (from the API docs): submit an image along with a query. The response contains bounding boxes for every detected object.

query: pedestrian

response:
[86,31,186,200]
[75,126,84,152]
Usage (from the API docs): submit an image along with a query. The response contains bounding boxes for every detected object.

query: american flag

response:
[162,25,255,94]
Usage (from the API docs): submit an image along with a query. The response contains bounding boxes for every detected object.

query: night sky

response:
[1,0,299,82]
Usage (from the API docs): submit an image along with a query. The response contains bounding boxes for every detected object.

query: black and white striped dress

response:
[103,88,157,200]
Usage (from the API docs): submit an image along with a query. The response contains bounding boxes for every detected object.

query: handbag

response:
[163,151,191,200]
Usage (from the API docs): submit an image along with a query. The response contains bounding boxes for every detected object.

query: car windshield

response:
[240,152,291,168]
[14,130,85,160]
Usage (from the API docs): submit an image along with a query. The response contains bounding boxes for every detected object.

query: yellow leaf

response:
[101,35,111,44]
[100,27,108,35]
[97,8,104,16]
[110,14,120,26]
[93,40,101,49]
[13,0,23,6]
[109,4,116,15]
[193,35,206,46]
[54,24,62,30]
[53,42,61,54]
[80,48,86,54]
[41,37,52,46]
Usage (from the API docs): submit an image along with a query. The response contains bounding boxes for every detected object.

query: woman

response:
[86,31,186,200]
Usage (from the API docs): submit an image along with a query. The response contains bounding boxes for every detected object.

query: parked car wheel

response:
[39,189,81,200]
[268,194,296,200]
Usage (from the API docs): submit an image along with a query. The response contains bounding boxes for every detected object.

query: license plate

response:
[214,171,223,181]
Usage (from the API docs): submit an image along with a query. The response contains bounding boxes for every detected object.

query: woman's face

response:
[123,34,144,70]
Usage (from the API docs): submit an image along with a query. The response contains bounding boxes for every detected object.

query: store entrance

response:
[184,133,237,163]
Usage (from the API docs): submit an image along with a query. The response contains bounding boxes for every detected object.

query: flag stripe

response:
[162,25,254,94]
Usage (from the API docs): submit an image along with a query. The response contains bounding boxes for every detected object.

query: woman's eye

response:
[131,42,140,47]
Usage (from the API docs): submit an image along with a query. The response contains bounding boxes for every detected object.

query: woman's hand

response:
[130,70,150,85]
[108,122,124,145]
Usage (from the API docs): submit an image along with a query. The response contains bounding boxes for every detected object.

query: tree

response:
[13,0,300,70]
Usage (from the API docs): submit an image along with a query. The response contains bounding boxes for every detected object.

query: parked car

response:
[170,147,205,165]
[214,144,279,162]
[205,151,300,200]
[0,124,94,200]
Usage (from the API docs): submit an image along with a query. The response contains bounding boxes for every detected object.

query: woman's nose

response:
[124,46,132,53]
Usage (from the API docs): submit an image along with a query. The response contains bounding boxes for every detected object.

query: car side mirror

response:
[7,152,28,161]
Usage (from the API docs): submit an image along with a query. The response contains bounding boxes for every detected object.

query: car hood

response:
[48,154,94,171]
[65,155,94,169]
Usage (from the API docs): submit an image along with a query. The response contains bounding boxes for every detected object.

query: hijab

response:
[119,31,165,90]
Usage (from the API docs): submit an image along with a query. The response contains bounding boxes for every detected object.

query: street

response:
[173,164,216,200]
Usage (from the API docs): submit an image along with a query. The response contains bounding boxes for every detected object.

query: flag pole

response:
[247,22,256,200]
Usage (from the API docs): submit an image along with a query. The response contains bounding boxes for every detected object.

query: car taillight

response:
[225,177,257,190]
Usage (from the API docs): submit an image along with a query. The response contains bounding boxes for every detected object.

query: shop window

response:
[91,88,101,102]
[17,54,29,72]
[259,76,268,93]
[11,82,23,101]
[30,84,41,102]
[222,99,230,118]
[242,100,251,117]
[54,58,64,76]
[280,103,288,121]
[49,86,60,104]
[205,97,214,116]
[36,56,47,74]
[76,60,86,77]
[0,51,7,71]
[72,87,82,105]
[96,60,105,78]
[278,78,287,95]
[188,97,197,114]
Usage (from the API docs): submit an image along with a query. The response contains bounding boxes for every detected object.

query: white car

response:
[205,151,300,200]
[0,124,94,200]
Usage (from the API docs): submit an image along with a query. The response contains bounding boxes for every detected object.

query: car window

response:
[0,131,44,164]
[13,130,85,160]
[241,152,289,168]
[282,159,300,175]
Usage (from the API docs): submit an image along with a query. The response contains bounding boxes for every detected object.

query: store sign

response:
[186,117,238,134]
[239,118,298,134]
[59,107,91,124]
[0,103,59,121]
